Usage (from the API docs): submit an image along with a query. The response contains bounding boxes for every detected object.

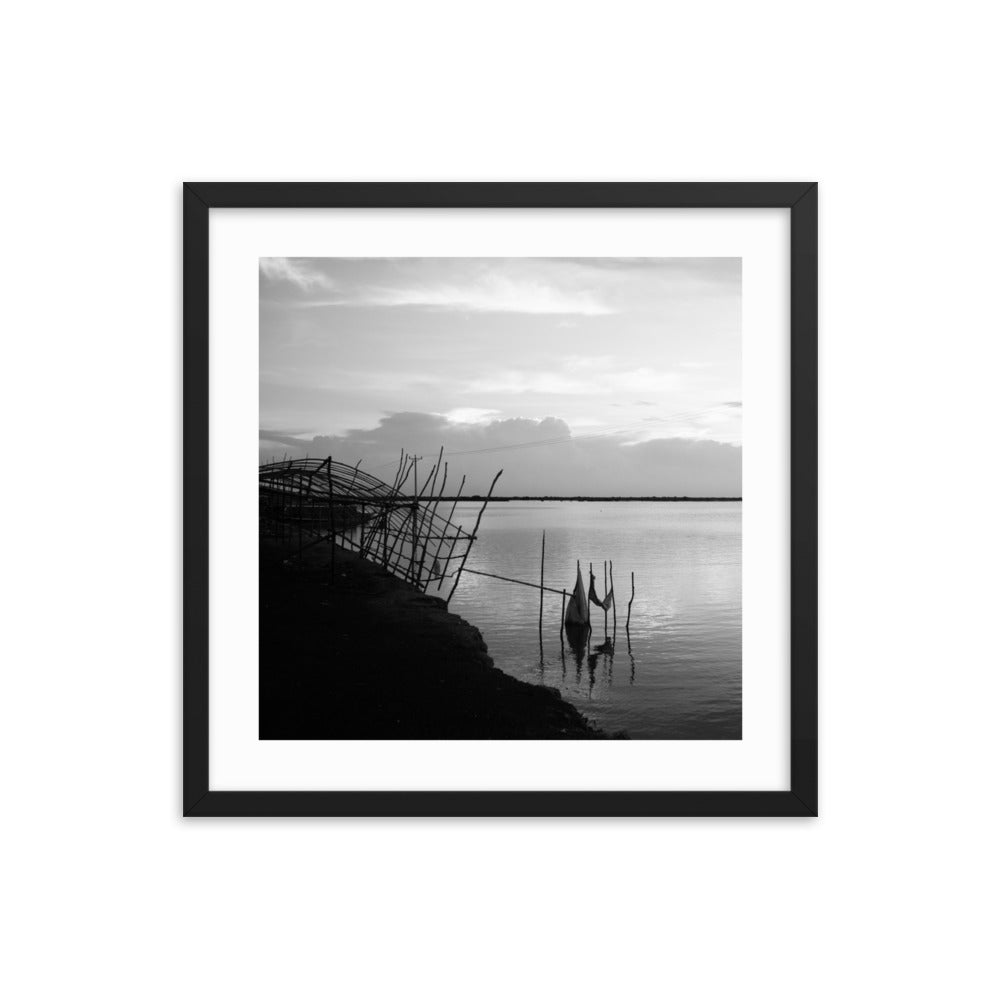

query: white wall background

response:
[3,2,997,997]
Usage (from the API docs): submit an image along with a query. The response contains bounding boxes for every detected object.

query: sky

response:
[260,257,741,496]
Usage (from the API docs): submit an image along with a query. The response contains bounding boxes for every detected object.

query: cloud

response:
[300,275,614,315]
[440,407,501,424]
[260,258,335,291]
[466,366,677,397]
[259,428,316,450]
[362,273,613,314]
[259,411,740,496]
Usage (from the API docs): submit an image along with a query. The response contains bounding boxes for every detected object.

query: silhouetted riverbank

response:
[259,538,606,739]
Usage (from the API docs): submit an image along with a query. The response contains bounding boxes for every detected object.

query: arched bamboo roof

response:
[259,455,500,597]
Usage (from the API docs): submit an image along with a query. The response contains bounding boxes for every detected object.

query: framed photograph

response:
[183,182,817,817]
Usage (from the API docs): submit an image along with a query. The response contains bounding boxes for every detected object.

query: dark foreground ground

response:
[260,538,605,738]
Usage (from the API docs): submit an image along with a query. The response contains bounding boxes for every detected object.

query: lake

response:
[444,501,741,739]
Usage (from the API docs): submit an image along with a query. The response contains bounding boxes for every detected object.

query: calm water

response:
[445,501,741,739]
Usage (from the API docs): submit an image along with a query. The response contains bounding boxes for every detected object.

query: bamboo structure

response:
[262,455,637,639]
[259,455,495,600]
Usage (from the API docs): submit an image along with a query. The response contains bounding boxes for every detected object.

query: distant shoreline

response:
[440,496,742,502]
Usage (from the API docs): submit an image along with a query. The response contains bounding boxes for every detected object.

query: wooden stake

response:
[539,530,545,633]
[447,469,503,604]
[603,560,608,638]
[421,455,448,590]
[297,478,303,561]
[433,474,466,590]
[414,447,443,588]
[610,560,616,638]
[627,571,635,630]
[326,460,335,586]
[409,460,419,584]
[381,456,413,569]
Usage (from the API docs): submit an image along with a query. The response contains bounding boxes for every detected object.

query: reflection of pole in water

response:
[587,626,594,696]
[565,623,588,686]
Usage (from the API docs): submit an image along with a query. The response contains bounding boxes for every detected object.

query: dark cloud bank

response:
[260,412,741,497]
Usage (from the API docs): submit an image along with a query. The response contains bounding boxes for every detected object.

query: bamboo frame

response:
[259,456,488,597]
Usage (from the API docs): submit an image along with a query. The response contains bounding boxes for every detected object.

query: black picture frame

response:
[183,182,817,818]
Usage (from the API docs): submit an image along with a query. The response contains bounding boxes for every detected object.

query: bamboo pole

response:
[458,567,566,595]
[390,449,405,493]
[384,455,416,567]
[297,475,303,561]
[433,474,465,590]
[588,561,594,632]
[326,460,335,586]
[610,560,616,639]
[560,589,566,647]
[414,447,443,588]
[381,458,408,567]
[379,474,409,571]
[347,458,363,492]
[375,450,406,565]
[383,482,417,577]
[421,459,448,589]
[627,571,635,630]
[539,530,545,633]
[397,455,437,585]
[447,469,502,604]
[603,560,608,638]
[408,459,419,584]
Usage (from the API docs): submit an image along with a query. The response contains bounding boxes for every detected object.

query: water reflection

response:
[447,501,742,739]
[554,625,625,697]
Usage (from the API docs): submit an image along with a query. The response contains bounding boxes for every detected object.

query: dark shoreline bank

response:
[260,539,606,739]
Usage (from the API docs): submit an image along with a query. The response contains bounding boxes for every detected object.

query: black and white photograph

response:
[259,256,742,740]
